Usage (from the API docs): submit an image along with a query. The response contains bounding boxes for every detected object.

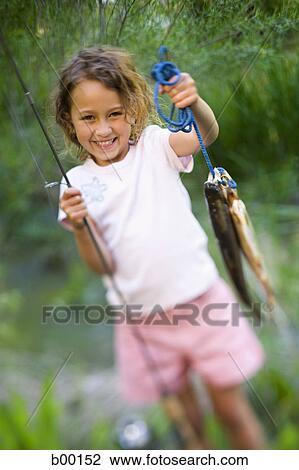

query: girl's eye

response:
[81,115,94,121]
[109,111,122,118]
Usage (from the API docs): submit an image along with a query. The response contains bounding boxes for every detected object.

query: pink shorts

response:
[115,278,266,404]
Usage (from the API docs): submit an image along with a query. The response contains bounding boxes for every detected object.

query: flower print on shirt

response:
[81,177,108,204]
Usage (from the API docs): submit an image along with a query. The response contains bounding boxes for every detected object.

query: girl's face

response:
[70,79,132,166]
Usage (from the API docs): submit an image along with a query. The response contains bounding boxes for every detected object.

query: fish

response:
[220,169,275,310]
[204,168,275,319]
[204,176,255,312]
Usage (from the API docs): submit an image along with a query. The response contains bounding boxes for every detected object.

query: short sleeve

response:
[152,126,194,173]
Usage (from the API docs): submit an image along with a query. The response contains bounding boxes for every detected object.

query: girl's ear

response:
[62,111,72,122]
[62,112,72,126]
[65,120,77,142]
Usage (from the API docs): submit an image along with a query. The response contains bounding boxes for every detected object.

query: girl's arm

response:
[60,187,115,276]
[73,218,115,276]
[160,73,219,156]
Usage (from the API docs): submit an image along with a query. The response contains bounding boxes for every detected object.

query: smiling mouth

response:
[90,137,117,149]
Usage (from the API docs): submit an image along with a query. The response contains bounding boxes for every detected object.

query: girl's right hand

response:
[60,187,88,229]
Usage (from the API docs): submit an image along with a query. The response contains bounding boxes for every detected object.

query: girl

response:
[56,46,266,449]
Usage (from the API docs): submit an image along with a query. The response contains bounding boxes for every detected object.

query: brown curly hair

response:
[54,46,157,160]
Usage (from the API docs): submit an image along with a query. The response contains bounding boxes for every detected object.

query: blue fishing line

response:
[151,46,237,188]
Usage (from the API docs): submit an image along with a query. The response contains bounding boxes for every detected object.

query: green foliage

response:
[0,0,298,252]
[213,54,299,182]
[0,0,298,450]
[90,419,116,450]
[0,265,23,347]
[0,288,22,346]
[275,423,299,450]
[0,381,61,450]
[205,414,229,449]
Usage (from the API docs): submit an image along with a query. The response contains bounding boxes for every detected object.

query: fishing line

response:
[2,91,58,220]
[1,31,201,449]
[25,23,124,184]
[0,28,157,382]
[152,47,299,378]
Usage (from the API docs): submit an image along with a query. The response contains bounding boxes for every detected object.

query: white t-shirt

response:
[58,125,218,313]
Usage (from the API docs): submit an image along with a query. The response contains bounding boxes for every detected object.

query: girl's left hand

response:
[159,72,199,109]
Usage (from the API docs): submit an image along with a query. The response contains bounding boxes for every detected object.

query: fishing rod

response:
[0,30,203,450]
[0,30,116,292]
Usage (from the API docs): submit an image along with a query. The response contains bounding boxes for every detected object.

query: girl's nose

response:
[94,123,112,137]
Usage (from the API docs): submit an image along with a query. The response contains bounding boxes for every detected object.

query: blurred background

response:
[0,0,298,449]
